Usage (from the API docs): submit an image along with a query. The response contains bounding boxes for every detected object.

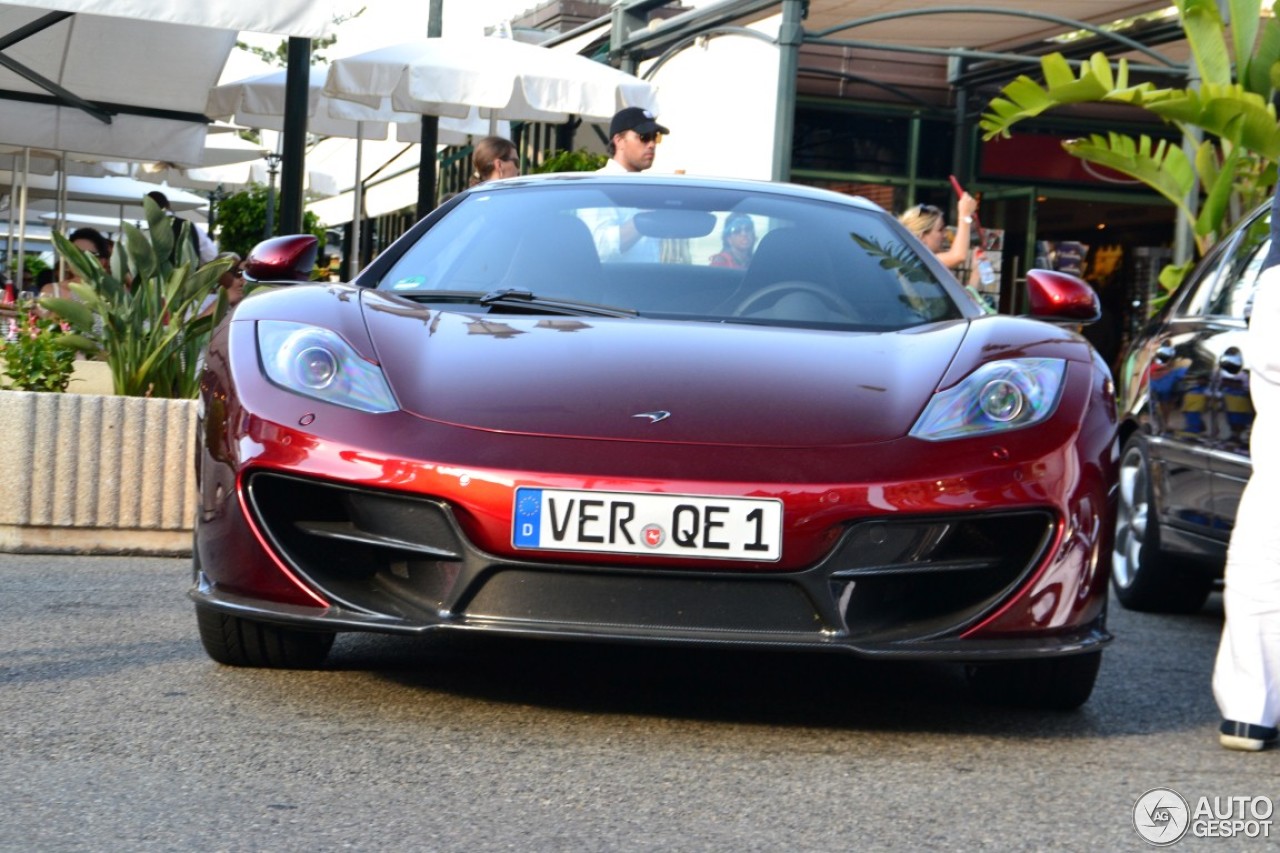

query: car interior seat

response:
[726,226,853,321]
[503,213,603,300]
[741,227,837,290]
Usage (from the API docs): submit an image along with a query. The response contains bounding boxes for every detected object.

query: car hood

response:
[362,295,968,446]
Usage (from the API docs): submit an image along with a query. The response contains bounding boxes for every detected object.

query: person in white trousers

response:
[1212,228,1280,752]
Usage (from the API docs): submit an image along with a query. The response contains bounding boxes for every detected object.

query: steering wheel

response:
[731,280,858,319]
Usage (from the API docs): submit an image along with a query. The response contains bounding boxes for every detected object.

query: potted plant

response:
[0,196,235,555]
[42,196,234,398]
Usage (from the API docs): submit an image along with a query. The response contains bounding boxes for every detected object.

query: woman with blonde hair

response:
[470,136,520,186]
[899,192,978,271]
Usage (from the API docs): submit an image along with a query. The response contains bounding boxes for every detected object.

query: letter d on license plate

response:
[513,487,781,560]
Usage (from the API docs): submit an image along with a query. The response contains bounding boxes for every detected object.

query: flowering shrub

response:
[0,309,77,393]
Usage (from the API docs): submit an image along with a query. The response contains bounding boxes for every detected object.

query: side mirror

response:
[1024,268,1100,324]
[243,235,319,284]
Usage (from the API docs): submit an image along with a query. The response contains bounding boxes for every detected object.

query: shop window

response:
[793,109,955,177]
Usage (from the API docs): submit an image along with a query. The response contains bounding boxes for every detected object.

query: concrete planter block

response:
[0,390,197,555]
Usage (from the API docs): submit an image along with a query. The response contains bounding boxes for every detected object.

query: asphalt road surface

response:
[2,553,1274,852]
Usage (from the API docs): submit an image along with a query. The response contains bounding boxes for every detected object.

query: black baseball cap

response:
[609,107,670,138]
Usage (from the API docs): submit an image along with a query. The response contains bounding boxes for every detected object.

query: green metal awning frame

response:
[606,0,1195,258]
[608,0,1191,181]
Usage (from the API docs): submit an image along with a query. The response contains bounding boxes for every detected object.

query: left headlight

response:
[257,320,397,414]
[909,358,1066,441]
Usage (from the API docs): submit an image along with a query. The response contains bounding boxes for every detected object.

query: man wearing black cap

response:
[589,107,670,261]
[599,106,669,174]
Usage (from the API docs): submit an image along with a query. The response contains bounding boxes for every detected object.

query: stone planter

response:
[0,388,197,555]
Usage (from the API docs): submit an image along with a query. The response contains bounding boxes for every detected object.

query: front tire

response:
[196,605,335,669]
[964,652,1102,710]
[1111,436,1213,613]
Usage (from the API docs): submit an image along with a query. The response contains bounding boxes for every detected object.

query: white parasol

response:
[208,65,504,272]
[0,0,361,275]
[322,36,660,125]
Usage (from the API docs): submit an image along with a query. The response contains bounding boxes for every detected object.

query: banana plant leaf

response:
[1194,145,1242,242]
[38,294,94,333]
[42,196,233,398]
[980,54,1152,138]
[1062,133,1197,208]
[979,0,1280,304]
[1140,84,1280,159]
[1176,0,1232,87]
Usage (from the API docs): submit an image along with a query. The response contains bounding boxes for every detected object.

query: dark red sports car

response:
[192,174,1117,709]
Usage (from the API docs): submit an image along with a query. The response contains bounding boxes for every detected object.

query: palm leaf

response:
[981,53,1151,138]
[1194,145,1241,241]
[1176,0,1232,86]
[38,296,94,332]
[1141,85,1280,158]
[49,231,101,284]
[1063,133,1197,211]
[979,3,1280,318]
[48,333,98,354]
[144,196,175,270]
[1251,17,1280,96]
[1225,0,1265,92]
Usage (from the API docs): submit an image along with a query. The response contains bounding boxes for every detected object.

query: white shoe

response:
[1219,720,1278,752]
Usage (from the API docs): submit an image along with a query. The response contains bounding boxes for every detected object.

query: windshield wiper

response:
[479,288,535,304]
[478,288,637,318]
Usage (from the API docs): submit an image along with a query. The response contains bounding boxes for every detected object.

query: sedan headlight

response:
[257,321,397,413]
[910,358,1066,441]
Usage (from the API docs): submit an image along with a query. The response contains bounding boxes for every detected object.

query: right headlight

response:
[257,320,397,414]
[909,358,1067,441]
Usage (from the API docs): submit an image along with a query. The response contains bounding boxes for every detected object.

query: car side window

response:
[1187,209,1272,320]
[1222,237,1269,322]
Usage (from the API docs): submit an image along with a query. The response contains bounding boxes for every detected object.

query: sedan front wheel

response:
[1111,436,1213,613]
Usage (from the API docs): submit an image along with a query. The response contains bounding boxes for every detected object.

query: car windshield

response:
[373,181,962,330]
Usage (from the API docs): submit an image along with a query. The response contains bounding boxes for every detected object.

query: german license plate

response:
[513,487,782,560]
